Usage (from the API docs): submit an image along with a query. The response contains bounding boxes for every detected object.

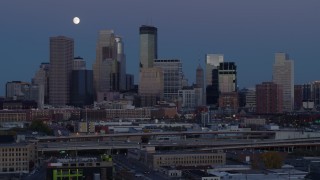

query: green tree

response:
[29,120,53,135]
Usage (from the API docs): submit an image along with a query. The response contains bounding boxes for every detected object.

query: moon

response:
[73,17,80,24]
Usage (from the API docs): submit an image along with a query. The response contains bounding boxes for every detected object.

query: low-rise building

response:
[243,118,266,126]
[146,151,226,170]
[0,110,30,123]
[183,170,220,180]
[46,155,113,180]
[0,140,38,175]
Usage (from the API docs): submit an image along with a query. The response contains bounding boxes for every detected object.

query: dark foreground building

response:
[46,155,113,180]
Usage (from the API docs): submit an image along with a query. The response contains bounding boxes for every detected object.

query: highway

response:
[36,130,276,142]
[37,137,320,152]
[113,155,168,180]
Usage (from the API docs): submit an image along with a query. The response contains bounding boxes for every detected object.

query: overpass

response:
[38,137,320,153]
[37,131,276,142]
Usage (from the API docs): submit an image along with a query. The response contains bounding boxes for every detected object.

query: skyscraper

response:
[70,58,94,107]
[205,54,224,86]
[196,64,204,89]
[219,62,237,93]
[138,25,162,106]
[93,30,118,100]
[154,59,182,101]
[73,56,86,70]
[70,70,93,107]
[196,64,204,105]
[139,25,157,70]
[206,68,219,105]
[32,62,50,105]
[49,36,74,106]
[205,54,224,106]
[294,85,303,110]
[312,81,320,107]
[115,36,127,91]
[139,67,164,107]
[272,52,294,112]
[207,61,239,112]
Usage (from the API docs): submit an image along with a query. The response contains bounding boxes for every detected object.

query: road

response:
[113,154,170,180]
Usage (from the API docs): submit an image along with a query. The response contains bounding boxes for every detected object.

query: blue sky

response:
[0,0,320,95]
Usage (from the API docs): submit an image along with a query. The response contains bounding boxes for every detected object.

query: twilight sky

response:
[0,0,320,96]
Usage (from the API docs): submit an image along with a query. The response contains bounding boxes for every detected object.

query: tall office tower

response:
[219,62,237,93]
[256,82,283,114]
[312,81,320,107]
[218,62,237,111]
[71,57,93,107]
[196,64,204,89]
[32,63,50,105]
[301,83,314,109]
[302,83,312,102]
[154,59,182,101]
[73,56,86,70]
[205,54,223,106]
[294,85,303,110]
[93,30,118,101]
[195,64,205,105]
[139,67,164,107]
[139,25,157,70]
[70,70,94,107]
[272,52,294,112]
[115,37,126,91]
[205,54,224,86]
[206,68,219,105]
[125,74,134,90]
[49,36,74,106]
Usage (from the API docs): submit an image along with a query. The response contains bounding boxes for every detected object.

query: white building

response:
[154,59,183,102]
[218,62,237,93]
[205,54,224,87]
[178,87,204,111]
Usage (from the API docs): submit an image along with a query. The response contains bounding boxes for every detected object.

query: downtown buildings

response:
[205,54,238,112]
[0,24,308,116]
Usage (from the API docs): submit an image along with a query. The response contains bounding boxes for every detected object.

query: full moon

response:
[73,17,80,24]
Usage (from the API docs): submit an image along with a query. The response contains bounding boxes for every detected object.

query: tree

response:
[66,124,74,132]
[29,120,53,135]
[261,151,284,169]
[141,136,149,144]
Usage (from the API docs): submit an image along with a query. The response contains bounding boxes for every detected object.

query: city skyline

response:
[1,0,320,96]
